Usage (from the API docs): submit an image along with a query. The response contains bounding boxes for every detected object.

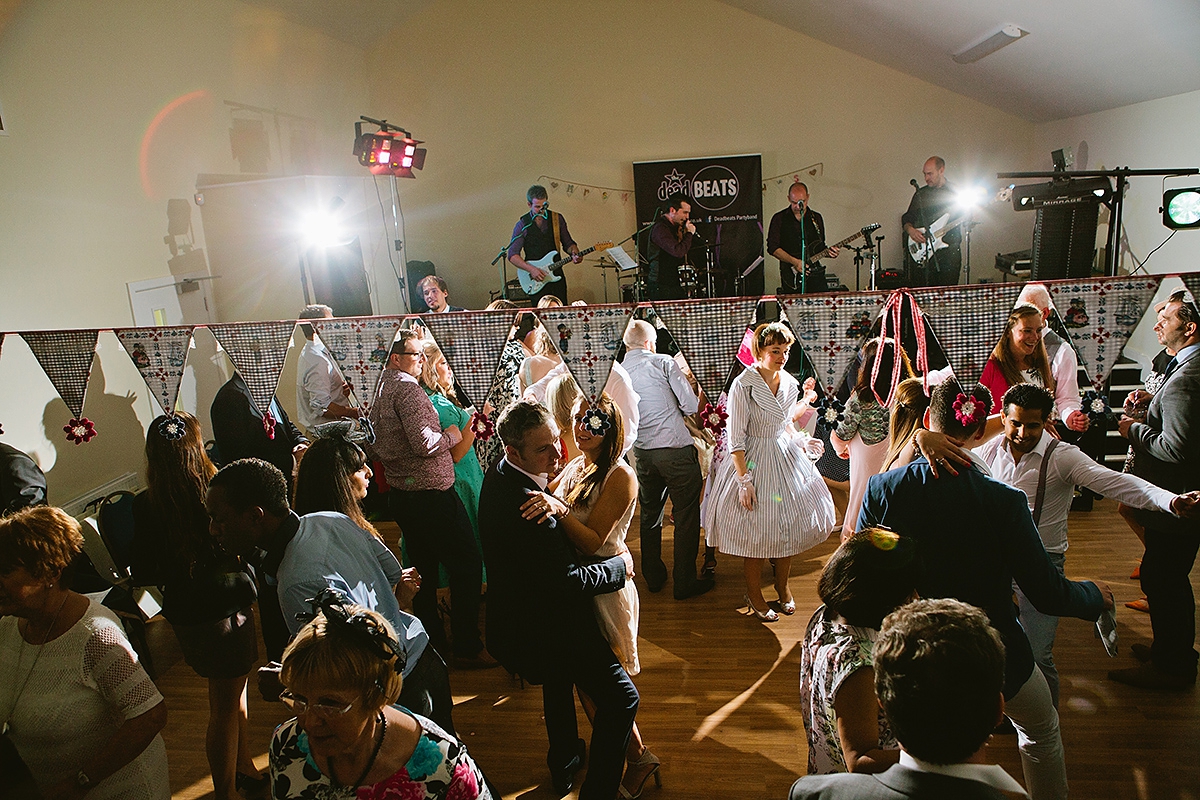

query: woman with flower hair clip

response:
[270,591,492,799]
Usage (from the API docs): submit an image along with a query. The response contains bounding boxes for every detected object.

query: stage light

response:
[955,186,987,210]
[1163,187,1200,230]
[301,197,352,250]
[353,122,427,179]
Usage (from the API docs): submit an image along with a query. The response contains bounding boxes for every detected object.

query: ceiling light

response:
[952,23,1029,64]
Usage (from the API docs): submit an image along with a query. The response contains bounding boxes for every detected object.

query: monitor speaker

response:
[1031,202,1100,280]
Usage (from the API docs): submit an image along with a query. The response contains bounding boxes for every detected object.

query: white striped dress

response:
[704,367,835,558]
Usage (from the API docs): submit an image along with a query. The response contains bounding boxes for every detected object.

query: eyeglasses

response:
[279,691,355,718]
[399,350,425,359]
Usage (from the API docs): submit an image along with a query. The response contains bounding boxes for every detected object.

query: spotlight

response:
[353,117,426,178]
[301,197,352,249]
[1163,187,1200,230]
[955,185,987,211]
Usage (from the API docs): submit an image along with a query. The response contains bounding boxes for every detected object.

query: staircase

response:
[1101,356,1145,468]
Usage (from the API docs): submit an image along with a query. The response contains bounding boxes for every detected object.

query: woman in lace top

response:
[0,506,169,800]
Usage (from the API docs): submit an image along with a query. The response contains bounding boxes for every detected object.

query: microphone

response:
[910,179,920,189]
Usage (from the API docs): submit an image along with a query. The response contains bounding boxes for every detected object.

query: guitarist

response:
[902,156,960,287]
[767,181,839,294]
[508,184,581,303]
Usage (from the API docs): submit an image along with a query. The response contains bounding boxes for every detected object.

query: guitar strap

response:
[551,211,564,265]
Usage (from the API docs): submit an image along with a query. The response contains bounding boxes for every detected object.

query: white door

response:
[126,272,215,416]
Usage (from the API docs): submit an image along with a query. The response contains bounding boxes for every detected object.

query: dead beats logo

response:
[655,165,741,212]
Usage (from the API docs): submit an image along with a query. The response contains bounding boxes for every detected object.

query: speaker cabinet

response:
[1031,202,1100,280]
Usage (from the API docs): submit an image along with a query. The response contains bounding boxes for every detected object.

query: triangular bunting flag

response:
[779,291,887,395]
[1045,275,1162,390]
[20,329,100,419]
[534,304,634,406]
[208,321,296,416]
[311,316,403,412]
[1178,271,1200,306]
[910,282,1022,387]
[114,326,196,417]
[421,310,518,410]
[652,296,761,401]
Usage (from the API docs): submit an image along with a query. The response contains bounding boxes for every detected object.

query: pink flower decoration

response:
[262,411,277,440]
[952,393,987,427]
[63,417,97,444]
[469,410,495,441]
[445,762,480,800]
[700,402,728,433]
[369,773,425,800]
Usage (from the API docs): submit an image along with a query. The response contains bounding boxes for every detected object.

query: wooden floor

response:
[151,498,1200,800]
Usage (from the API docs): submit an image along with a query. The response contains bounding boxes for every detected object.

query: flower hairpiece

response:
[1081,389,1109,421]
[311,418,373,445]
[580,407,612,434]
[952,392,987,427]
[469,410,495,441]
[700,402,728,433]
[64,417,97,444]
[156,415,186,440]
[297,588,406,674]
[815,395,845,428]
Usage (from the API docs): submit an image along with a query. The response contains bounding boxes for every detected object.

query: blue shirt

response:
[621,347,698,450]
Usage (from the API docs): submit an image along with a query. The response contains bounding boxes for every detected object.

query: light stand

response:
[961,215,979,284]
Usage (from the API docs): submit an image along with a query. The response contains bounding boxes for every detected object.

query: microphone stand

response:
[492,216,538,299]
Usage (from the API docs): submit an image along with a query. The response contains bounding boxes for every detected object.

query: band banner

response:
[910,283,1023,388]
[779,291,888,395]
[1044,275,1163,390]
[20,329,99,420]
[209,321,296,416]
[421,310,517,410]
[311,316,403,412]
[633,154,763,296]
[534,304,634,406]
[652,297,761,402]
[114,326,196,417]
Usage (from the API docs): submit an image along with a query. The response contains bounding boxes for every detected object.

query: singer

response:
[646,193,696,300]
[508,184,581,303]
[767,181,838,295]
[901,156,961,287]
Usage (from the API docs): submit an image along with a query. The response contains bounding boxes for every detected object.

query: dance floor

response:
[150,498,1200,799]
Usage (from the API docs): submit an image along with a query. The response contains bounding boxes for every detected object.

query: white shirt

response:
[296,338,346,430]
[1044,329,1082,418]
[899,751,1027,797]
[621,347,698,450]
[508,459,549,490]
[524,361,641,456]
[979,429,1176,554]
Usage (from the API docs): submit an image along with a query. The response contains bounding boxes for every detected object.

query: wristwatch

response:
[77,769,92,789]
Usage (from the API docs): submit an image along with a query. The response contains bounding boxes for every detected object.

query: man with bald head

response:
[1017,283,1089,434]
[768,181,839,294]
[902,156,961,286]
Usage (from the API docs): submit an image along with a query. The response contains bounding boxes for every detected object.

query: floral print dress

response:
[270,708,491,800]
[799,605,897,774]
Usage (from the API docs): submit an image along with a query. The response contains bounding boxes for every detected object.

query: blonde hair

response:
[750,321,795,360]
[882,378,932,471]
[537,295,563,308]
[280,605,404,712]
[419,340,458,403]
[533,327,558,357]
[546,372,581,436]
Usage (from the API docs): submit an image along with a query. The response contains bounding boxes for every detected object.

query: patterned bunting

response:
[779,291,887,395]
[208,321,296,416]
[20,329,100,419]
[1179,272,1200,306]
[311,316,403,412]
[114,326,196,417]
[910,282,1022,387]
[421,310,517,410]
[534,304,634,406]
[652,296,761,401]
[1044,275,1162,390]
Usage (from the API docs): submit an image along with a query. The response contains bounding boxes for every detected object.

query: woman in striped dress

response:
[704,322,836,622]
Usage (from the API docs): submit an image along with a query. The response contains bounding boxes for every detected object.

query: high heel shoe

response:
[619,749,662,799]
[776,596,797,616]
[744,594,779,622]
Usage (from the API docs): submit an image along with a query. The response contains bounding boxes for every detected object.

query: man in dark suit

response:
[858,380,1111,800]
[1114,288,1200,689]
[791,599,1023,800]
[0,442,47,514]
[478,401,637,800]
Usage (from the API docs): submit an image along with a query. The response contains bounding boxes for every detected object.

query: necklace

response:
[7,590,71,721]
[330,711,387,790]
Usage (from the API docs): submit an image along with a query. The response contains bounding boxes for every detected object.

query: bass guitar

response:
[518,241,613,295]
[906,187,1012,263]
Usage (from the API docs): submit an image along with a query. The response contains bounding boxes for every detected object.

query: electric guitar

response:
[906,187,1013,263]
[800,223,882,272]
[518,241,613,295]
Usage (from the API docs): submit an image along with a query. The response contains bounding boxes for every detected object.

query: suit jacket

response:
[478,457,627,684]
[210,373,308,479]
[0,442,47,514]
[790,764,1011,800]
[1129,346,1200,533]
[858,459,1103,697]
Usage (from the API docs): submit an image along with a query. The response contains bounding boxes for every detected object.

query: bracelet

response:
[735,471,754,486]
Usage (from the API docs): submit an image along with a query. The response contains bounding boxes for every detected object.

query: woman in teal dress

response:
[419,339,486,582]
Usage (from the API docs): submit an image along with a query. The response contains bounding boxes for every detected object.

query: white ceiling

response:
[246,0,1200,124]
[717,0,1200,122]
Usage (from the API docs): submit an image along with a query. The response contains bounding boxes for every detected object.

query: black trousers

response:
[633,445,703,597]
[389,487,484,658]
[543,636,638,800]
[398,644,456,735]
[1142,524,1200,678]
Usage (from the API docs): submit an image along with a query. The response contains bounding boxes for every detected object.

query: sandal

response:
[620,749,662,800]
[744,594,779,623]
[701,556,717,581]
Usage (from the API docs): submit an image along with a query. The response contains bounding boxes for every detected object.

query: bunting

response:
[20,329,99,419]
[208,321,296,416]
[652,297,761,401]
[911,282,1023,387]
[421,310,517,409]
[311,316,403,411]
[780,291,887,395]
[1179,271,1200,306]
[535,304,634,406]
[114,326,196,417]
[1045,275,1163,390]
